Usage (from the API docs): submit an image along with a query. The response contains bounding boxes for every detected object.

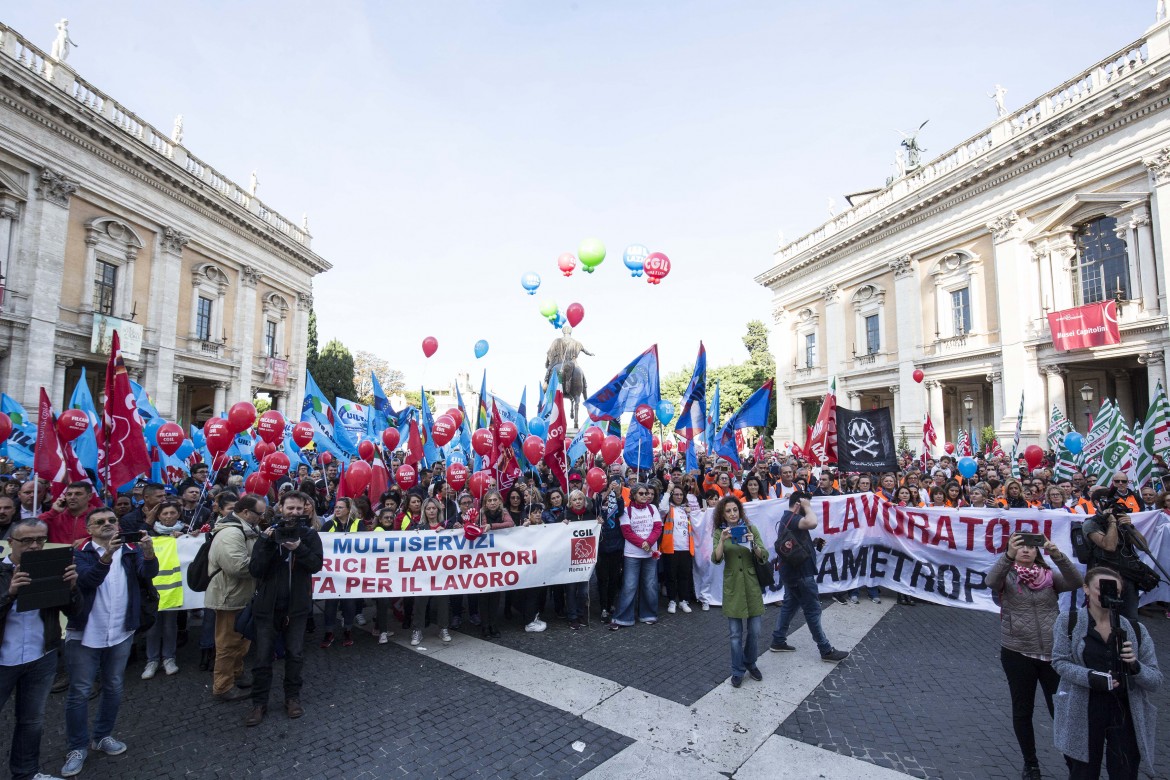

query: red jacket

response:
[41,508,89,545]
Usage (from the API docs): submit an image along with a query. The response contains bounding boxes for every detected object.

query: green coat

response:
[712,523,767,619]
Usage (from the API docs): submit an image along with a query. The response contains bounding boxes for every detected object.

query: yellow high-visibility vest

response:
[151,536,184,611]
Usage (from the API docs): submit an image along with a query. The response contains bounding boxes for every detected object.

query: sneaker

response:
[342,630,354,647]
[378,631,390,645]
[90,736,127,755]
[354,613,367,626]
[440,628,452,643]
[747,665,763,681]
[163,658,179,676]
[832,594,848,605]
[679,601,692,613]
[34,773,67,780]
[667,600,677,614]
[524,619,547,633]
[769,640,795,652]
[701,601,710,611]
[410,629,422,646]
[730,676,743,688]
[569,621,582,630]
[60,749,86,777]
[1022,763,1041,780]
[870,597,881,604]
[821,649,849,663]
[141,661,158,680]
[849,594,859,605]
[51,670,69,693]
[600,609,610,622]
[451,615,462,629]
[319,631,335,649]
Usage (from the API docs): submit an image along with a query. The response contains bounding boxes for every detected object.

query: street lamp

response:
[963,395,974,452]
[1080,384,1094,429]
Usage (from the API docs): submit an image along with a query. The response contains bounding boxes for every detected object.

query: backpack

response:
[187,525,243,592]
[1070,521,1095,566]
[774,513,811,568]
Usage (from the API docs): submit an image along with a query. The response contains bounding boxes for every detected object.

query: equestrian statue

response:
[544,325,592,428]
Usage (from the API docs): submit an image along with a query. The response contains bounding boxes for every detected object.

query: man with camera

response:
[245,491,322,727]
[1082,480,1156,623]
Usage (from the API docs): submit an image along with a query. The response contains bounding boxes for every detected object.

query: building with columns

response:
[758,13,1170,453]
[0,22,329,422]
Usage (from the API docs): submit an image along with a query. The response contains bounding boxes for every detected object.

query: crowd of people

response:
[0,444,1166,779]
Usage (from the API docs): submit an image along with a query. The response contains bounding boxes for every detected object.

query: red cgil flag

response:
[34,387,68,500]
[99,331,150,490]
[544,389,568,492]
[405,417,423,466]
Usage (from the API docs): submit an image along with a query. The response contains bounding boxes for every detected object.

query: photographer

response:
[1053,568,1161,779]
[245,491,323,727]
[1082,487,1156,623]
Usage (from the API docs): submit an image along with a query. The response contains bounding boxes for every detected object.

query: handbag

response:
[752,551,775,591]
[234,594,258,641]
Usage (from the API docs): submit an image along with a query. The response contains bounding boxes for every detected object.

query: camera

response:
[271,515,309,542]
[1098,578,1125,611]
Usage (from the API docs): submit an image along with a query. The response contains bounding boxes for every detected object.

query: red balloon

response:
[253,441,273,461]
[566,302,585,329]
[634,405,655,430]
[469,470,494,500]
[447,462,469,491]
[446,408,464,429]
[944,442,955,455]
[205,418,233,456]
[432,415,456,447]
[585,467,607,494]
[600,435,623,465]
[292,421,314,448]
[557,253,577,277]
[472,428,494,456]
[421,336,439,358]
[583,426,604,454]
[522,435,545,463]
[678,439,688,453]
[345,461,371,494]
[57,409,90,443]
[244,473,271,496]
[0,412,11,445]
[663,439,674,452]
[1023,444,1045,470]
[319,451,333,466]
[261,452,290,480]
[256,410,285,444]
[358,440,376,462]
[395,464,417,490]
[382,428,401,450]
[652,434,661,448]
[912,368,925,384]
[227,402,257,434]
[644,252,671,284]
[156,422,185,456]
[497,421,518,447]
[211,452,231,472]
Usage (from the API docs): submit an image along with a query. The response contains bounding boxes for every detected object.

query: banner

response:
[835,407,897,472]
[1047,300,1120,352]
[693,496,1170,613]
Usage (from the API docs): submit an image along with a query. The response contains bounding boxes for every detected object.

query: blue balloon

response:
[191,428,206,449]
[474,339,489,359]
[521,272,541,295]
[175,439,195,460]
[957,456,977,479]
[528,416,548,439]
[145,418,164,447]
[623,244,649,277]
[1064,430,1084,456]
[655,400,675,425]
[551,313,565,329]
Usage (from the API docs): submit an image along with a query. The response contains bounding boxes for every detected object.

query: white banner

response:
[693,496,1170,613]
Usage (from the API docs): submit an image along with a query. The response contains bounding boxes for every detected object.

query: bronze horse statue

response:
[547,359,588,428]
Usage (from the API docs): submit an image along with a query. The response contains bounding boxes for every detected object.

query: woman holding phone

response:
[986,533,1082,780]
[711,495,768,688]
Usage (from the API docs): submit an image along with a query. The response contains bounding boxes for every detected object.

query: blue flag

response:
[369,372,392,440]
[454,384,473,464]
[713,380,774,467]
[624,424,654,471]
[584,345,660,421]
[301,371,359,460]
[566,425,588,472]
[674,343,707,441]
[705,381,721,454]
[68,368,102,481]
[419,387,440,467]
[1,394,35,468]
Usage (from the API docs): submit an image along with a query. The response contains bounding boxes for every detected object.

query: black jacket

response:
[0,559,82,654]
[248,529,323,619]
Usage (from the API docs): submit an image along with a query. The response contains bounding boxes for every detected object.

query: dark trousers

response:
[596,551,624,611]
[1067,690,1141,780]
[251,612,307,707]
[0,649,56,780]
[999,647,1059,764]
[479,591,501,629]
[520,587,547,624]
[664,551,696,603]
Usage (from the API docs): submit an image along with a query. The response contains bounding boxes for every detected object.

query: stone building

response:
[757,12,1170,452]
[0,21,330,422]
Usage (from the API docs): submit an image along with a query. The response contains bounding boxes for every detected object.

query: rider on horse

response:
[544,325,593,389]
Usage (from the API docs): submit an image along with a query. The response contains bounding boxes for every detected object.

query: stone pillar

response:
[0,202,17,274]
[52,356,73,408]
[120,247,137,321]
[822,285,845,379]
[79,231,98,314]
[213,382,228,416]
[1138,351,1167,400]
[273,392,285,413]
[1112,369,1134,421]
[889,385,901,430]
[288,292,313,409]
[1131,210,1160,314]
[234,267,261,402]
[147,228,188,417]
[889,255,925,430]
[791,398,804,443]
[987,371,1005,428]
[172,374,185,422]
[1043,366,1067,419]
[770,305,793,443]
[925,380,945,436]
[1143,149,1170,320]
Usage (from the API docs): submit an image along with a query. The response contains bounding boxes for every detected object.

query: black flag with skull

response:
[834,407,897,472]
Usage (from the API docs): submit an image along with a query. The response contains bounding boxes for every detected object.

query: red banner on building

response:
[1047,300,1120,352]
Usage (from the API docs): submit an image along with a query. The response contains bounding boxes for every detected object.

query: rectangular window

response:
[1076,217,1130,305]
[864,314,880,354]
[951,288,971,334]
[196,296,213,341]
[804,333,816,368]
[265,320,277,357]
[94,260,117,315]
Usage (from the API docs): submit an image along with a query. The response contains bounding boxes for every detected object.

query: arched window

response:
[1074,216,1129,304]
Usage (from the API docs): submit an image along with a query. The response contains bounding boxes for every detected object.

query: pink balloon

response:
[644,252,671,285]
[566,302,584,328]
[422,336,439,358]
[557,253,577,277]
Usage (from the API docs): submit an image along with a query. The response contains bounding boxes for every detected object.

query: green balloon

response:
[578,238,606,269]
[539,300,558,318]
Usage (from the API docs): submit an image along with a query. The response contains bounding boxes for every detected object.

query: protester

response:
[563,490,598,629]
[660,483,697,615]
[1082,497,1150,622]
[40,483,94,546]
[410,498,452,646]
[596,477,626,622]
[319,497,360,649]
[609,483,663,630]
[987,533,1083,780]
[711,495,768,687]
[473,490,513,639]
[206,493,264,703]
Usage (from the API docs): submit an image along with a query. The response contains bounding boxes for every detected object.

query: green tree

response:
[306,308,319,377]
[402,389,436,410]
[315,338,356,405]
[253,396,271,414]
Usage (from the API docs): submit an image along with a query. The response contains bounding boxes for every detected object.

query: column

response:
[213,382,228,416]
[888,385,901,430]
[925,380,945,434]
[986,371,1005,428]
[172,375,186,422]
[0,202,16,270]
[822,285,845,379]
[119,247,137,321]
[889,255,925,429]
[1131,210,1160,314]
[273,392,286,413]
[288,292,313,409]
[234,266,260,402]
[1043,366,1067,418]
[791,398,804,443]
[1112,369,1134,421]
[79,230,98,313]
[1138,351,1166,399]
[52,357,73,408]
[1143,149,1170,322]
[148,228,187,417]
[770,306,794,443]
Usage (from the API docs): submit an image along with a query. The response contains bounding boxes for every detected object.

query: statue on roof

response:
[897,121,929,169]
[50,19,78,63]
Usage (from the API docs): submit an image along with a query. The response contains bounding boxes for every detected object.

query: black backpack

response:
[187,526,243,592]
[774,513,811,568]
[1070,521,1095,566]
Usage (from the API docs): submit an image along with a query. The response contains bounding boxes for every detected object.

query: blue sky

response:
[4,2,1154,404]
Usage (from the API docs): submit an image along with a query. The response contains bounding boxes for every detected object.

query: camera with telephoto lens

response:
[271,515,310,543]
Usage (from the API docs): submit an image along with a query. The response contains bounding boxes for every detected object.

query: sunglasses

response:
[88,517,119,526]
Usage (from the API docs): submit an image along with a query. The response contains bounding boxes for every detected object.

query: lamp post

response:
[963,394,974,452]
[1080,384,1094,430]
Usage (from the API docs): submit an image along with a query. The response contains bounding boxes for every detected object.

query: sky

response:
[3,1,1156,406]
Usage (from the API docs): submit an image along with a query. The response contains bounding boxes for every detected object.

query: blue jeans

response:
[146,610,178,661]
[322,599,357,631]
[772,576,833,655]
[850,586,880,600]
[0,649,57,780]
[64,636,134,751]
[612,556,658,626]
[199,607,217,650]
[728,615,762,678]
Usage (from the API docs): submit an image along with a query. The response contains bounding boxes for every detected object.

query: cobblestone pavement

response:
[777,601,1170,780]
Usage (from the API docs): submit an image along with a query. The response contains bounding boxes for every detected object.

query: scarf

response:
[1013,563,1053,592]
[570,504,588,517]
[627,500,650,518]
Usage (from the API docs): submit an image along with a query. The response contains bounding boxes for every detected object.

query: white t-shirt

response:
[66,544,134,649]
[621,504,660,559]
[667,505,690,552]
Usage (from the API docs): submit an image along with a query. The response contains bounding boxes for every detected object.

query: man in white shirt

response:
[0,518,79,780]
[59,508,156,778]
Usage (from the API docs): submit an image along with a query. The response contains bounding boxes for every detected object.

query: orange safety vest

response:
[659,505,694,555]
